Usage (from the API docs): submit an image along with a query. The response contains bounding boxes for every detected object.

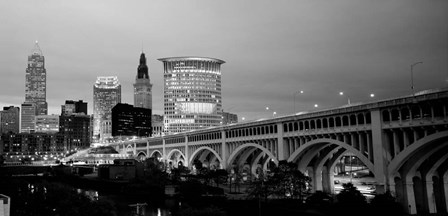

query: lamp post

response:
[293,90,304,114]
[411,62,423,96]
[339,92,351,105]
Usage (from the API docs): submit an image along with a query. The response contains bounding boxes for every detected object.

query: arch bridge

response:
[110,88,448,215]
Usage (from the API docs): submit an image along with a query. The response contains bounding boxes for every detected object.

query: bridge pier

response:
[371,109,388,194]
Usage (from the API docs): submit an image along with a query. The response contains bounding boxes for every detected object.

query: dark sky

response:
[0,0,447,121]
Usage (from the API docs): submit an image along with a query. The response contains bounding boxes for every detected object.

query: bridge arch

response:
[189,146,223,169]
[388,131,448,177]
[287,138,374,175]
[125,144,134,155]
[136,151,147,161]
[227,143,279,168]
[150,150,163,158]
[387,131,448,214]
[167,149,187,167]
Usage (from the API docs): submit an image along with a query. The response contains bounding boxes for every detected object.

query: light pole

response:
[339,92,351,105]
[273,111,277,117]
[411,62,423,96]
[293,90,304,114]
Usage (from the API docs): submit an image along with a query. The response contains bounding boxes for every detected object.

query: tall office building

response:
[158,57,225,133]
[21,102,36,133]
[134,52,153,109]
[111,103,152,138]
[93,76,121,141]
[25,41,48,115]
[0,106,20,134]
[60,100,91,151]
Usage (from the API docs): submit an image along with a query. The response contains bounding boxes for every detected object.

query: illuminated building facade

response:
[152,114,164,137]
[158,57,225,133]
[134,53,153,109]
[35,115,59,133]
[0,106,20,134]
[20,102,36,133]
[25,41,48,115]
[93,76,121,141]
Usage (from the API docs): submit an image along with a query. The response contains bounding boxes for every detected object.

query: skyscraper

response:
[133,52,153,109]
[158,57,225,133]
[93,76,121,142]
[25,41,47,115]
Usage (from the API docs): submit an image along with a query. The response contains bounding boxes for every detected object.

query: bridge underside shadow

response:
[288,139,375,194]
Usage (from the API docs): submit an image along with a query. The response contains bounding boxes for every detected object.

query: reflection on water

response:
[76,188,98,201]
[75,188,172,216]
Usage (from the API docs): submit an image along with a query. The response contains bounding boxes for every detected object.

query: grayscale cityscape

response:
[0,1,447,216]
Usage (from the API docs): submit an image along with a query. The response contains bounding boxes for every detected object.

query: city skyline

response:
[0,0,447,122]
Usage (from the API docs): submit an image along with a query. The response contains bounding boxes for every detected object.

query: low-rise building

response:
[97,159,144,180]
[0,194,10,216]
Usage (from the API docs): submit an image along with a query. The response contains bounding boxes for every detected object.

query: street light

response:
[370,93,375,98]
[339,92,351,105]
[411,61,423,96]
[293,90,304,114]
[314,104,318,108]
[273,111,277,117]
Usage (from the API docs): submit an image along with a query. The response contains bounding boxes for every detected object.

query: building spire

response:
[31,40,43,56]
[137,52,149,79]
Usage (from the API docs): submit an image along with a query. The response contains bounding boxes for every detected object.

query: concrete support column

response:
[221,131,227,169]
[424,181,437,214]
[321,166,330,193]
[393,130,400,155]
[133,143,137,155]
[146,140,150,156]
[443,179,448,212]
[359,132,366,156]
[403,129,410,148]
[405,181,417,215]
[370,109,388,193]
[184,136,189,167]
[162,139,166,162]
[277,122,285,160]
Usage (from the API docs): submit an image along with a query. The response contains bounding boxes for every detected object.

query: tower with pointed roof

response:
[21,41,47,132]
[133,52,153,109]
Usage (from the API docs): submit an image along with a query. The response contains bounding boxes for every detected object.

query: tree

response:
[370,191,403,215]
[247,172,271,202]
[335,182,366,205]
[269,160,311,200]
[210,169,228,187]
